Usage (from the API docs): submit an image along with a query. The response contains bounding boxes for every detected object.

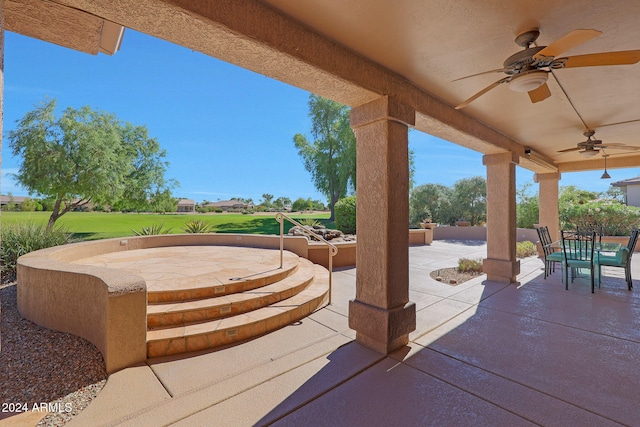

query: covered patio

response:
[3,2,640,424]
[64,241,640,425]
[4,0,636,355]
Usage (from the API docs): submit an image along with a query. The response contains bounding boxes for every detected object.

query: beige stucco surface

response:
[16,234,309,373]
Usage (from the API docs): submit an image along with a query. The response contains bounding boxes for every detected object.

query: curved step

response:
[147,265,330,358]
[147,250,300,304]
[147,258,318,328]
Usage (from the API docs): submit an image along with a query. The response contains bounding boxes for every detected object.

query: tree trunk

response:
[46,199,63,231]
[329,193,339,222]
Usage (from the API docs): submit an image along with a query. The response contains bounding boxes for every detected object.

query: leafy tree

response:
[150,190,178,214]
[452,176,486,226]
[291,197,309,212]
[409,183,453,226]
[9,99,176,229]
[294,95,356,220]
[21,197,37,212]
[37,196,57,212]
[311,199,326,210]
[261,193,274,207]
[272,196,291,210]
[604,186,624,203]
[559,185,599,210]
[516,183,539,229]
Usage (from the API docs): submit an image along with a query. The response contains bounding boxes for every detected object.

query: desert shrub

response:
[457,257,483,273]
[20,197,37,212]
[561,200,640,236]
[335,195,356,234]
[1,222,74,276]
[183,219,212,233]
[516,241,538,258]
[132,223,172,236]
[298,218,322,228]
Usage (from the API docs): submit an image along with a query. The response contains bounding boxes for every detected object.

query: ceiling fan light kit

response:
[508,71,548,92]
[579,149,599,158]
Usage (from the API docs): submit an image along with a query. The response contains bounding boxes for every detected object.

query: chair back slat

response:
[537,226,553,257]
[562,230,596,263]
[577,225,603,243]
[627,228,640,261]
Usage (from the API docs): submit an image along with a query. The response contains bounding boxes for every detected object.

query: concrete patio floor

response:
[68,240,640,426]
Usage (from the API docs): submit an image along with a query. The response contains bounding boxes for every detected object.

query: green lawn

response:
[1,211,333,240]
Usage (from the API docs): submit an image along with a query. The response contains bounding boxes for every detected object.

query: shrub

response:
[20,197,37,212]
[561,200,640,236]
[298,218,322,228]
[516,241,538,258]
[132,223,172,236]
[334,195,356,234]
[183,219,212,233]
[1,222,74,276]
[457,257,483,273]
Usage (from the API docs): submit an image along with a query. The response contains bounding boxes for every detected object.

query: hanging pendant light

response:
[601,154,611,179]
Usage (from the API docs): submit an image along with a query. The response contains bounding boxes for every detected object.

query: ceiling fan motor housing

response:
[503,46,546,73]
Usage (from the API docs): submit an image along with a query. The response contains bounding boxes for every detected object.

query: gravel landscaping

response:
[1,281,107,426]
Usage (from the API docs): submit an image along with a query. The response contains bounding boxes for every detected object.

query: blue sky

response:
[2,30,633,204]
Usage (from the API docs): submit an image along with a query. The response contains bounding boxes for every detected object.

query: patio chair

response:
[596,228,639,291]
[577,224,603,243]
[562,230,597,293]
[536,226,563,279]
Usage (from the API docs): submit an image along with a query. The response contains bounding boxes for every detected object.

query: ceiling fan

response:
[454,28,640,109]
[557,129,640,157]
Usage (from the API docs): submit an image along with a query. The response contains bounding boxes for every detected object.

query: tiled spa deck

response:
[65,240,640,426]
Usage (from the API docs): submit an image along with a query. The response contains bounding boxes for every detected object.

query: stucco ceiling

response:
[263,0,640,172]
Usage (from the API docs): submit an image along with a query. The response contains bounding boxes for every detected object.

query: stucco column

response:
[534,172,561,241]
[482,152,520,284]
[348,96,416,354]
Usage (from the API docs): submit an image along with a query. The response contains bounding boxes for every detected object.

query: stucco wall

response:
[433,226,538,243]
[17,233,309,373]
[626,186,640,207]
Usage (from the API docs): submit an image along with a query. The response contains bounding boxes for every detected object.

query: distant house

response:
[202,199,252,211]
[611,177,640,206]
[0,195,27,210]
[177,199,195,213]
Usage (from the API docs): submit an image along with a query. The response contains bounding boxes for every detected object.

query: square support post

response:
[534,172,561,242]
[348,96,416,354]
[483,152,520,284]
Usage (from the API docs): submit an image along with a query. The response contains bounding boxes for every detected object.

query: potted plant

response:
[420,218,436,229]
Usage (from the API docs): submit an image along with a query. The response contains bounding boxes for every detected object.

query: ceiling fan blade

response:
[557,147,580,153]
[563,50,640,68]
[533,29,601,60]
[455,78,509,109]
[452,68,506,82]
[601,143,640,150]
[528,83,551,103]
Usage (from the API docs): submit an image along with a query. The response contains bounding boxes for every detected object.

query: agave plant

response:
[183,219,213,233]
[297,218,322,228]
[132,223,172,236]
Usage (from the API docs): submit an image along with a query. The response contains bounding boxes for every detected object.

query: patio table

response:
[556,241,622,286]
